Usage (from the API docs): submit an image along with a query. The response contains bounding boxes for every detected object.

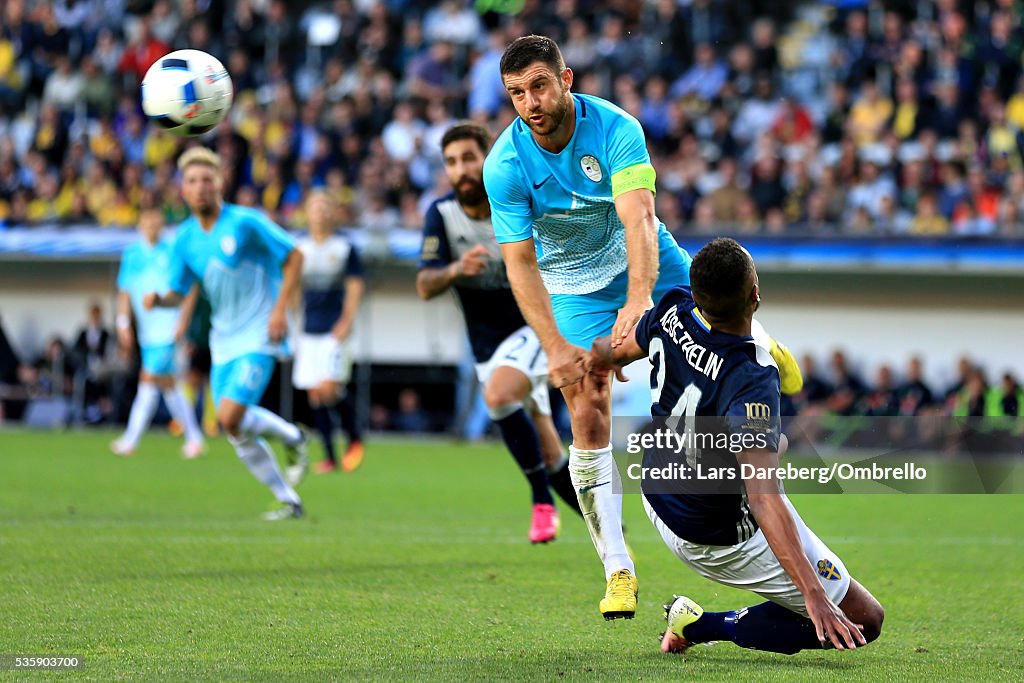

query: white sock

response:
[569,444,634,579]
[120,382,160,447]
[240,406,301,445]
[228,433,300,505]
[163,386,204,445]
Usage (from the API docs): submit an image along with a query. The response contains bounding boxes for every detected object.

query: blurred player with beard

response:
[417,122,583,543]
[144,147,309,520]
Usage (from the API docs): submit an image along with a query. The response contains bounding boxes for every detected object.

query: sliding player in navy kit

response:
[592,238,884,656]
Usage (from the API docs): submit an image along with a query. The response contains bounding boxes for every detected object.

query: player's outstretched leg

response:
[112,381,161,456]
[240,405,309,487]
[485,369,559,544]
[662,581,884,655]
[220,399,303,520]
[162,384,205,458]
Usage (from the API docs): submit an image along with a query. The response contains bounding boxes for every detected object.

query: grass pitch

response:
[1,430,1021,681]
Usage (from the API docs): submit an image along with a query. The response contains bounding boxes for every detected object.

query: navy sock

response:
[312,405,337,464]
[495,408,554,505]
[547,459,583,517]
[687,601,824,655]
[337,392,363,445]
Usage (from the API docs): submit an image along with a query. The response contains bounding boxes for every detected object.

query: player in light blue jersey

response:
[483,35,693,620]
[143,148,309,520]
[111,207,205,459]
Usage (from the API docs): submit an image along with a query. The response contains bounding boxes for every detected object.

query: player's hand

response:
[611,296,652,348]
[332,318,352,341]
[142,292,159,311]
[454,244,490,278]
[804,590,866,651]
[547,342,589,388]
[268,307,288,343]
[588,347,629,383]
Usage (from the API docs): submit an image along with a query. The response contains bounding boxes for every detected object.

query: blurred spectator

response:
[705,157,748,223]
[671,42,727,102]
[393,388,429,432]
[861,365,899,417]
[909,192,950,235]
[848,80,893,146]
[117,18,169,85]
[898,356,935,417]
[826,350,867,416]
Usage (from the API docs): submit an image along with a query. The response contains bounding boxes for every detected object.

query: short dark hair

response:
[689,237,755,321]
[441,121,491,155]
[500,35,565,78]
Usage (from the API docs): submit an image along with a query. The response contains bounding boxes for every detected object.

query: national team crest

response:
[580,154,602,182]
[817,559,841,581]
[220,235,236,256]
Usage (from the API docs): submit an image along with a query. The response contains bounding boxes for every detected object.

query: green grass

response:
[0,430,1022,681]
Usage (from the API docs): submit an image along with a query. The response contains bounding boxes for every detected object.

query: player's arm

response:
[334,275,364,342]
[737,447,866,650]
[591,325,644,370]
[116,290,134,348]
[175,284,199,343]
[416,245,490,300]
[608,115,661,348]
[613,186,660,347]
[248,209,302,342]
[415,203,487,300]
[144,237,193,310]
[500,238,587,388]
[270,247,303,342]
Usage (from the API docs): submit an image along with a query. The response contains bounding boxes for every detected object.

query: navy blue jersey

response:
[635,286,781,546]
[299,235,364,334]
[419,193,526,363]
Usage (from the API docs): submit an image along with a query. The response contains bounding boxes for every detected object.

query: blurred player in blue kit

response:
[417,122,583,543]
[592,238,884,656]
[484,35,692,618]
[144,147,309,520]
[111,207,205,459]
[293,191,365,474]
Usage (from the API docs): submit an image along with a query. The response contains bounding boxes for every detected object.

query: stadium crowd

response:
[2,0,1024,236]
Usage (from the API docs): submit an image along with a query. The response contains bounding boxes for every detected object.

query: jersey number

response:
[649,338,703,468]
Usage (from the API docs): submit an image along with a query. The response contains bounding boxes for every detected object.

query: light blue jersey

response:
[167,203,295,365]
[484,93,680,296]
[118,238,181,349]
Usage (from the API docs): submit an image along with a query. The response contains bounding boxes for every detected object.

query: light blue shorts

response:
[211,353,276,407]
[551,232,691,348]
[141,344,177,376]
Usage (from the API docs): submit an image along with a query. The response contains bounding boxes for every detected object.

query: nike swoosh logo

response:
[578,481,610,494]
[533,175,553,189]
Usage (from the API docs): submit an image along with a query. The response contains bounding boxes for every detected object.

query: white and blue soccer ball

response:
[140,49,233,138]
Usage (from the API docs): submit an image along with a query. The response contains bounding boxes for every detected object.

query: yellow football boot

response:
[600,569,638,620]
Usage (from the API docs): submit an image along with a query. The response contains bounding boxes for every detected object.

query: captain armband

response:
[610,163,657,199]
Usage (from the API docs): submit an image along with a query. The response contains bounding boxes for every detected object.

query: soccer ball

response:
[140,50,233,138]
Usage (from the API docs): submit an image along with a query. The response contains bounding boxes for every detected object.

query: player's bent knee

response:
[861,602,885,644]
[483,384,527,412]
